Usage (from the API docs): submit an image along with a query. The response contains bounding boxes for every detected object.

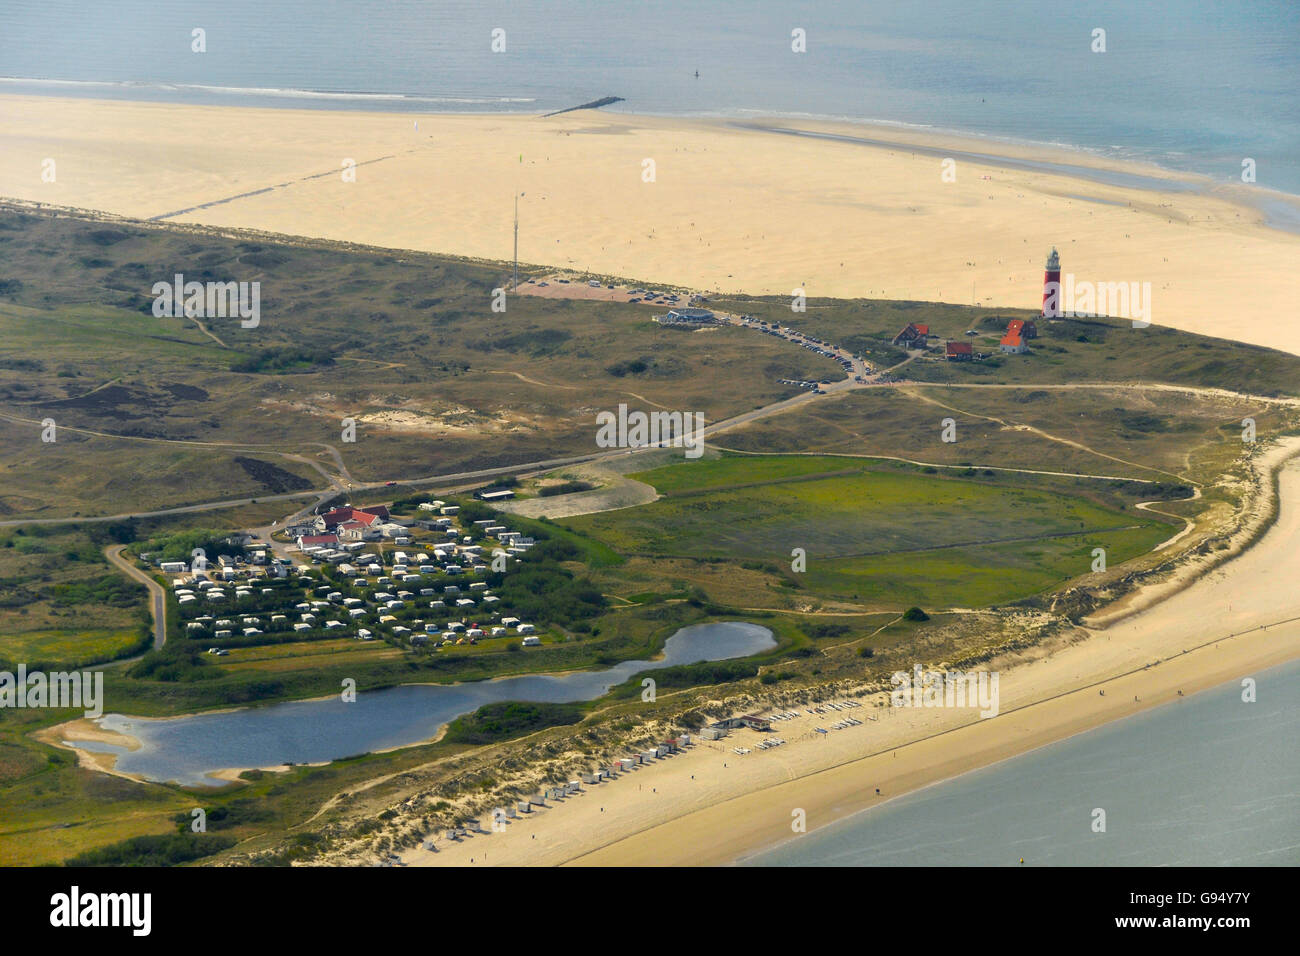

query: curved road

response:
[104,544,166,650]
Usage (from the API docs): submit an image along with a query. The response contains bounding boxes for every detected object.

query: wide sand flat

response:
[402,440,1300,867]
[3,95,1299,352]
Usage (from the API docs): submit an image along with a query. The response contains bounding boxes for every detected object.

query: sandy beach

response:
[398,438,1300,866]
[6,91,1299,865]
[2,95,1299,353]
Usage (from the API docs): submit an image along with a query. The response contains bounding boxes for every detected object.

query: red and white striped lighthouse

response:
[1042,247,1062,318]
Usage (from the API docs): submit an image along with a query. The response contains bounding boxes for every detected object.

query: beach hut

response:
[581,772,598,785]
[678,733,692,748]
[640,750,657,763]
[517,801,532,814]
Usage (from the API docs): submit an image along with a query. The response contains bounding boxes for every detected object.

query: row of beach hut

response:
[440,735,693,841]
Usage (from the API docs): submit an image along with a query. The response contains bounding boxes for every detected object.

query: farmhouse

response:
[296,534,339,551]
[336,519,381,542]
[1007,318,1037,339]
[320,506,389,531]
[999,330,1029,354]
[945,341,973,361]
[892,323,930,348]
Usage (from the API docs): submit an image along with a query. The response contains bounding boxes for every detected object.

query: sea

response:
[744,658,1300,867]
[2,0,1298,197]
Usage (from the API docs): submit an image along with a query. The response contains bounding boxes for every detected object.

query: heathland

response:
[3,95,1299,351]
[1,100,1298,866]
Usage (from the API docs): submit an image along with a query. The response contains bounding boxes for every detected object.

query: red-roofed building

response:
[892,323,931,349]
[999,331,1028,354]
[1006,318,1038,339]
[320,506,389,531]
[297,534,339,551]
[337,520,380,542]
[946,341,973,361]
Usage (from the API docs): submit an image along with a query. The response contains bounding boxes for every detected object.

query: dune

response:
[2,94,1298,353]
[400,438,1300,867]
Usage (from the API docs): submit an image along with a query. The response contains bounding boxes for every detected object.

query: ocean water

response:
[744,658,1300,867]
[1,0,1298,195]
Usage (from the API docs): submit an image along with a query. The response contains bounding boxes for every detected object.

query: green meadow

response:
[563,455,1171,607]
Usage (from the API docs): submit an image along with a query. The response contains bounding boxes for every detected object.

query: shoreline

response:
[587,614,1300,867]
[4,94,1299,354]
[4,80,1299,214]
[396,438,1300,867]
[735,651,1300,867]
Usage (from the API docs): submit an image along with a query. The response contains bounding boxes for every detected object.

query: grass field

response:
[218,639,404,675]
[563,455,1172,608]
[0,628,145,668]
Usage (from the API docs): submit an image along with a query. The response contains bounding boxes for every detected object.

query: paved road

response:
[104,544,166,650]
[6,303,1294,537]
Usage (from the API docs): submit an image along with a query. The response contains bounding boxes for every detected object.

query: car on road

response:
[385,481,397,486]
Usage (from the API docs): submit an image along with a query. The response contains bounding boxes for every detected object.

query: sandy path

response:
[103,545,166,650]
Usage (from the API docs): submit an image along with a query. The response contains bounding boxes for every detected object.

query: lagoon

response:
[78,621,775,787]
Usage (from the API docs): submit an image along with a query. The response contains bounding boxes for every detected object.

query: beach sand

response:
[32,717,141,781]
[6,92,1299,864]
[2,95,1299,353]
[402,439,1300,866]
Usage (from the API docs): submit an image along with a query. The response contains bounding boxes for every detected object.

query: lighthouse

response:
[1042,247,1062,319]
